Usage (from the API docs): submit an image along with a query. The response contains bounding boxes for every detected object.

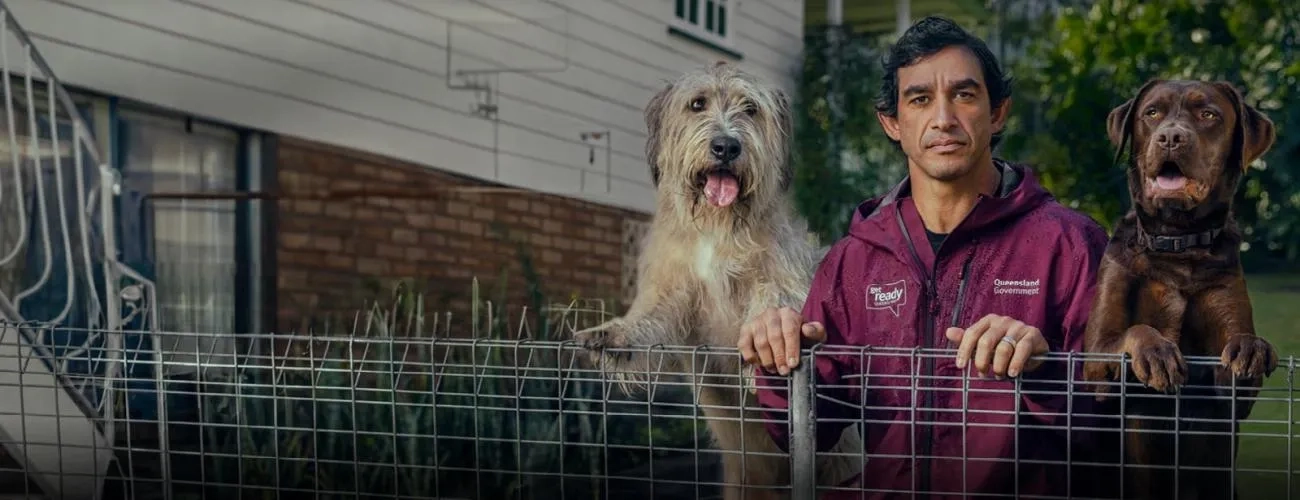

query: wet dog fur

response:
[1081,78,1279,500]
[572,62,864,500]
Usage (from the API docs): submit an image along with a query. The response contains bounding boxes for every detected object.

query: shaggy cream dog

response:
[574,62,863,500]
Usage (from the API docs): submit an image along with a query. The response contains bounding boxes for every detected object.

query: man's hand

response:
[738,306,826,376]
[946,313,1049,379]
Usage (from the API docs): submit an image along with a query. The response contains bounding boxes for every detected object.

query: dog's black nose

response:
[1156,129,1187,150]
[710,136,741,162]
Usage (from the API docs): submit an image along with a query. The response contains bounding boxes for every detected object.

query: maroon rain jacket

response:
[755,161,1116,499]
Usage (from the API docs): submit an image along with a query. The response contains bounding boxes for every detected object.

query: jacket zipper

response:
[894,208,937,499]
[947,250,977,348]
[894,210,979,499]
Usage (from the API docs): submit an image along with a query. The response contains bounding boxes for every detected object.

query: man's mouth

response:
[1151,160,1189,191]
[927,137,966,153]
[698,166,740,208]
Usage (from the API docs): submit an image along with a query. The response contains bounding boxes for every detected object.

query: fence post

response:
[789,352,817,500]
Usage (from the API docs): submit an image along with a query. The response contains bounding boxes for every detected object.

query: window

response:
[115,107,264,377]
[674,0,732,42]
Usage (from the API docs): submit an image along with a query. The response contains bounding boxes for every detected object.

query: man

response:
[739,16,1113,499]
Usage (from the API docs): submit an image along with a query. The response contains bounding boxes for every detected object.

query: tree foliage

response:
[1002,0,1300,268]
[790,27,906,244]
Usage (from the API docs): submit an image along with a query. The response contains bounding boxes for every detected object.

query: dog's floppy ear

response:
[1107,78,1162,167]
[772,87,793,138]
[1106,98,1136,150]
[771,86,795,191]
[1240,102,1277,169]
[644,82,674,187]
[1212,81,1277,171]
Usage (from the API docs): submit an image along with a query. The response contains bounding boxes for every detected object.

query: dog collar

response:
[1138,227,1223,253]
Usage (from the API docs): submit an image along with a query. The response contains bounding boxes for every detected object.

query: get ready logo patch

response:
[865,280,907,317]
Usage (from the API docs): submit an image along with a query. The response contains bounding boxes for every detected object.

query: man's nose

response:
[931,99,958,129]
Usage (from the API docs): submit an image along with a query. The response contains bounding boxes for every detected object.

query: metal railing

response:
[0,319,1293,500]
[0,1,164,498]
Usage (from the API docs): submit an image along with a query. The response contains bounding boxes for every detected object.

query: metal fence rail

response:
[796,345,1293,500]
[0,322,1294,500]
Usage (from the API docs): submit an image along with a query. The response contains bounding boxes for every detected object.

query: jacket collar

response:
[859,158,1024,223]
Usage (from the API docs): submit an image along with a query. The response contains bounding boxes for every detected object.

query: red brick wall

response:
[272,137,650,336]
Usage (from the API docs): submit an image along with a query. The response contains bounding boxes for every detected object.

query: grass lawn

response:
[1233,273,1300,499]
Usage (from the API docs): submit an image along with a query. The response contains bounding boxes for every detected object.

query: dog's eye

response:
[689,97,707,112]
[1200,110,1218,120]
[1144,107,1160,118]
[742,102,757,116]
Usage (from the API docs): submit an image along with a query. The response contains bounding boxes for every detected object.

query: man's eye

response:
[912,96,930,105]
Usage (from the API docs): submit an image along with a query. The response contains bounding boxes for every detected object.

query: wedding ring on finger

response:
[999,335,1017,348]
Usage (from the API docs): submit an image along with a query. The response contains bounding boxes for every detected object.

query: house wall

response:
[273,135,650,336]
[3,0,807,216]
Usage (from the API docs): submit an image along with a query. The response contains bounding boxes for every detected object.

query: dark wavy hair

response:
[873,16,1014,149]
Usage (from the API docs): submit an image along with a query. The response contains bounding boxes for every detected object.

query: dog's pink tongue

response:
[704,174,739,207]
[1156,174,1188,190]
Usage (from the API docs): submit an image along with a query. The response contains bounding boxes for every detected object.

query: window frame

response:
[0,74,275,380]
[671,0,739,52]
[106,99,272,339]
[35,89,273,347]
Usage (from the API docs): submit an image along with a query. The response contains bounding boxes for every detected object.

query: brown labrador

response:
[1080,79,1278,500]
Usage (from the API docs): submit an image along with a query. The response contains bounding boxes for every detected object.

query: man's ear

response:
[644,82,674,186]
[991,97,1012,132]
[876,111,901,142]
[1212,81,1277,171]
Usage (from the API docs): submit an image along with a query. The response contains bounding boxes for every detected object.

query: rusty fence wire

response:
[0,320,1296,500]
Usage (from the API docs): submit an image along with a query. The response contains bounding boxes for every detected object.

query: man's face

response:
[876,45,1010,182]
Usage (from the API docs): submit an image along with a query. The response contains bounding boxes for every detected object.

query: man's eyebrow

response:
[902,83,933,97]
[950,78,982,92]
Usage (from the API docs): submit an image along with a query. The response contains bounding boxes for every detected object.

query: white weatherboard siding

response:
[2,0,805,214]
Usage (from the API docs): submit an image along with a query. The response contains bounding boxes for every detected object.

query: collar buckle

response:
[1152,235,1185,253]
[1143,228,1221,253]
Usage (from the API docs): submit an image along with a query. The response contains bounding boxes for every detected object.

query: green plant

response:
[791,26,907,244]
[176,240,705,498]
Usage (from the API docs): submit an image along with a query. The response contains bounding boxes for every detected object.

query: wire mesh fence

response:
[0,0,1292,498]
[784,344,1295,500]
[0,311,1297,500]
[0,313,740,500]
